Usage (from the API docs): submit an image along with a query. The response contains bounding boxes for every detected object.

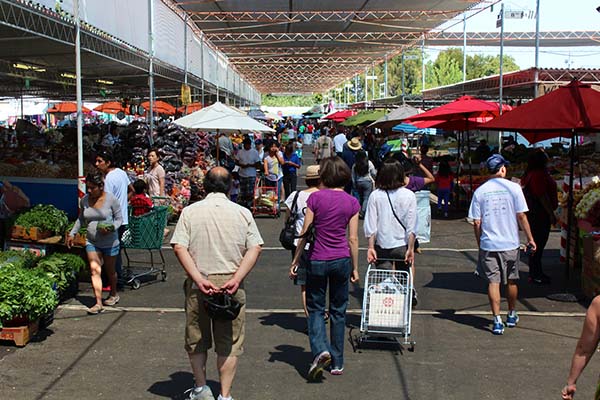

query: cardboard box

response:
[0,321,38,347]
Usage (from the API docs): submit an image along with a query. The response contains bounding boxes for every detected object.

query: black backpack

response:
[279,191,301,250]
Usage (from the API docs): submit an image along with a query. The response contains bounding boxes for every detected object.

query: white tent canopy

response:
[173,101,274,133]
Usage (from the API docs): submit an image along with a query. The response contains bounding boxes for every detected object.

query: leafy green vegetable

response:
[97,222,115,232]
[0,264,58,327]
[0,250,39,269]
[35,253,86,292]
[14,204,69,235]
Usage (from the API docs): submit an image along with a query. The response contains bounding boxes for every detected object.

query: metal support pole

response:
[354,75,358,104]
[200,32,204,105]
[499,3,504,113]
[364,67,368,104]
[184,14,188,86]
[534,0,541,98]
[401,53,405,104]
[371,63,375,101]
[147,0,155,138]
[498,3,505,151]
[384,53,388,98]
[74,0,84,198]
[463,13,467,82]
[421,35,426,92]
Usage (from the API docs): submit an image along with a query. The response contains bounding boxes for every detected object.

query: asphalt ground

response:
[1,152,598,400]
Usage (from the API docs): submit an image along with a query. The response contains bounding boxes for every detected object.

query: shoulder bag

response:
[279,191,301,250]
[386,190,419,250]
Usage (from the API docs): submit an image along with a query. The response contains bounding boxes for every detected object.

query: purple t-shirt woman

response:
[307,189,361,261]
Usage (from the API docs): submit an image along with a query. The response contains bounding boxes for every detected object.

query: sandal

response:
[87,304,104,315]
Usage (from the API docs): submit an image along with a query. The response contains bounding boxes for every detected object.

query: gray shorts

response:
[476,248,520,284]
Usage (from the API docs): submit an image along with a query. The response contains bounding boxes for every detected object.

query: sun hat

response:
[305,165,320,180]
[347,137,362,151]
[486,154,510,172]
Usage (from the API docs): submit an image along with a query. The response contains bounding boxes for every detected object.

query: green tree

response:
[260,94,322,107]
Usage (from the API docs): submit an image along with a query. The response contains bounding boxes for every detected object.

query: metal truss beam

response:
[206,31,423,43]
[426,30,600,46]
[187,9,473,23]
[231,56,374,65]
[236,64,365,72]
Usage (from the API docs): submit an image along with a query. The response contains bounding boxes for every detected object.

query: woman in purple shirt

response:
[290,156,360,381]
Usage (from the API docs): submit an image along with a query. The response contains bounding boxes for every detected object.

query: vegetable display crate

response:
[65,232,86,247]
[0,320,39,347]
[3,240,50,257]
[11,226,52,241]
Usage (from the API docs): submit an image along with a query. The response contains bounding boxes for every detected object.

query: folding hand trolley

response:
[350,261,416,352]
[251,174,280,218]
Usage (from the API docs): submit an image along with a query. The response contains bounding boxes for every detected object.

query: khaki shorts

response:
[476,249,520,284]
[184,275,246,356]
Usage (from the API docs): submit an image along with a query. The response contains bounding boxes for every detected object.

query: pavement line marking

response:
[161,246,479,252]
[57,304,585,317]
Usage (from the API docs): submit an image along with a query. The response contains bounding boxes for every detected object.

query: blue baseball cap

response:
[486,154,510,172]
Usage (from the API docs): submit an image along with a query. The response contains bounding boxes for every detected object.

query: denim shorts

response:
[85,243,120,256]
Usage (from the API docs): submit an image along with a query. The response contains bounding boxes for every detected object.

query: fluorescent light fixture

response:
[13,63,46,72]
[61,72,77,79]
[96,79,113,85]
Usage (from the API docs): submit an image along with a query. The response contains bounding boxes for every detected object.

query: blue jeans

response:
[306,257,351,369]
[437,188,451,213]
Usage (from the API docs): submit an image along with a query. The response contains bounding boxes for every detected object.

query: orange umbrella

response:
[176,102,203,114]
[47,102,91,113]
[93,101,129,115]
[141,100,176,116]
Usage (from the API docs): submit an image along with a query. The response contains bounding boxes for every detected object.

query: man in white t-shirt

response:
[468,154,536,335]
[235,137,261,209]
[333,131,347,156]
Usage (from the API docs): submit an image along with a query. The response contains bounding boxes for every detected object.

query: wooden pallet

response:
[0,321,39,347]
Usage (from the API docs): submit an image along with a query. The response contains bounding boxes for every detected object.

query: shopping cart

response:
[350,260,416,352]
[251,174,280,218]
[120,204,169,289]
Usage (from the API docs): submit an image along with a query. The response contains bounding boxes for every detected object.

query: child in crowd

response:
[435,160,454,217]
[230,170,240,203]
[295,136,303,163]
[129,179,153,216]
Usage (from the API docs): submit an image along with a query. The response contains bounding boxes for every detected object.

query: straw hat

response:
[347,137,362,151]
[305,165,320,180]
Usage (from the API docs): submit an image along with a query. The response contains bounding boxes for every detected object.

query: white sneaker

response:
[185,385,215,400]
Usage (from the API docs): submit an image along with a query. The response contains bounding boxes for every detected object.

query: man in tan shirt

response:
[171,167,263,400]
[313,133,333,163]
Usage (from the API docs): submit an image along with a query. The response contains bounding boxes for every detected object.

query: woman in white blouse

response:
[364,158,418,303]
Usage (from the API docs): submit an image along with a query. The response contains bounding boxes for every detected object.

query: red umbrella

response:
[481,80,600,134]
[405,95,511,128]
[323,110,356,123]
[176,102,203,114]
[47,102,91,113]
[93,101,129,115]
[141,100,176,116]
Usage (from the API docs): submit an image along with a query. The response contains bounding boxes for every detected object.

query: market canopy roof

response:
[173,0,491,94]
[341,110,387,127]
[369,105,424,130]
[174,101,275,133]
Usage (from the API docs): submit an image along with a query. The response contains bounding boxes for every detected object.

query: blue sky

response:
[430,0,600,69]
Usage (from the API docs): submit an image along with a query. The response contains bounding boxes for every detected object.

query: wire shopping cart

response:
[120,204,169,289]
[350,260,416,352]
